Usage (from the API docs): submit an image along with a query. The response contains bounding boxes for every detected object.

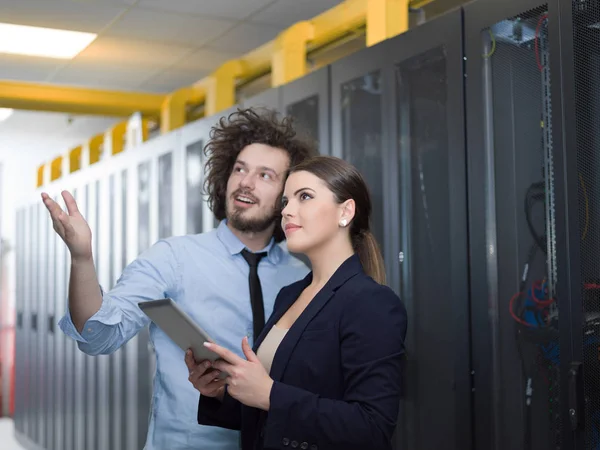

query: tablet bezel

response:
[138,298,228,378]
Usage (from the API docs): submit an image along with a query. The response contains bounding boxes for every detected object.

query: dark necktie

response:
[241,248,268,339]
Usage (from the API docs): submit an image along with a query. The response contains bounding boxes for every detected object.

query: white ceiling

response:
[0,0,343,171]
[0,0,344,92]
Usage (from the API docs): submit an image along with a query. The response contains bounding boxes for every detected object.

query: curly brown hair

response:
[203,107,317,241]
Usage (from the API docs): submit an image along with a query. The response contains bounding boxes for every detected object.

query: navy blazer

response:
[197,254,408,450]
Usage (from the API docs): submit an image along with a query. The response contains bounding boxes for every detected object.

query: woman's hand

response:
[185,350,226,401]
[204,337,274,411]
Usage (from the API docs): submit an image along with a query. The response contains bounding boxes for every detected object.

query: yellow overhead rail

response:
[0,80,165,117]
[37,0,424,187]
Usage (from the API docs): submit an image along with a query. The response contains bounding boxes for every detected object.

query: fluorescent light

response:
[0,108,13,122]
[0,23,97,59]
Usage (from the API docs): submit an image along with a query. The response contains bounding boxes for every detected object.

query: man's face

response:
[225,143,290,234]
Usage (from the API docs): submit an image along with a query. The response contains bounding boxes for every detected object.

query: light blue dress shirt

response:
[59,219,310,450]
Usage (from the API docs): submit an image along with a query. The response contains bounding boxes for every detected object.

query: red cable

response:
[510,292,537,327]
[531,281,554,306]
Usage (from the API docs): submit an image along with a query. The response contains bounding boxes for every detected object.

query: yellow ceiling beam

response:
[272,22,315,87]
[69,146,82,173]
[108,121,129,156]
[0,80,165,117]
[89,133,104,165]
[191,0,369,93]
[367,0,410,47]
[50,156,63,182]
[310,0,367,49]
[37,164,45,188]
[37,0,429,186]
[201,61,245,117]
[160,87,203,133]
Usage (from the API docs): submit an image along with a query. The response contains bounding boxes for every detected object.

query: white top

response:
[257,325,288,374]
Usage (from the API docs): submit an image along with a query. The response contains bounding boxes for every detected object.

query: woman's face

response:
[281,170,351,255]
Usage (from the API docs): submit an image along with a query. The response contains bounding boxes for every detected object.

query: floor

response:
[0,418,27,450]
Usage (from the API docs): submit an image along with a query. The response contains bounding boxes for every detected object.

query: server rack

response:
[179,107,236,234]
[463,0,573,449]
[45,194,56,450]
[53,194,67,450]
[330,8,471,450]
[281,67,331,155]
[14,208,23,434]
[85,181,99,450]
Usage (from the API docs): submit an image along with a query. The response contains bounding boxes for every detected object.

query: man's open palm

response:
[41,190,93,260]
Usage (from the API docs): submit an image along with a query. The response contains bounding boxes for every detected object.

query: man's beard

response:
[227,199,279,234]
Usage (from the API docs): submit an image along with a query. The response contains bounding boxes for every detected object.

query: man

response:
[41,108,316,450]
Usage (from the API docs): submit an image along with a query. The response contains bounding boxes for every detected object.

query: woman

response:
[185,156,407,450]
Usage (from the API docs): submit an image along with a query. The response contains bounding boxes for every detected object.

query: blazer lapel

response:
[253,273,311,351]
[267,254,363,382]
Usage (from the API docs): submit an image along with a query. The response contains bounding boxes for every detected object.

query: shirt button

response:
[282,438,290,446]
[87,328,93,333]
[291,441,298,448]
[310,445,318,450]
[301,443,308,449]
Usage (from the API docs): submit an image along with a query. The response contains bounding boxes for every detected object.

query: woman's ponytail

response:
[354,230,386,285]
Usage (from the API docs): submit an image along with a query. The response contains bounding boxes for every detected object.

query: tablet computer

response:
[138,298,228,378]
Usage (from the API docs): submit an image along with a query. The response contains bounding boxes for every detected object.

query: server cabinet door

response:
[180,112,230,235]
[136,158,153,449]
[183,128,207,235]
[30,203,39,445]
[105,173,124,450]
[389,8,471,450]
[53,193,67,450]
[464,0,563,449]
[95,179,112,450]
[117,170,129,450]
[72,187,87,450]
[331,32,393,284]
[85,182,99,450]
[23,205,32,439]
[36,201,48,448]
[241,87,282,113]
[281,67,330,154]
[558,1,600,449]
[14,208,24,433]
[45,197,56,450]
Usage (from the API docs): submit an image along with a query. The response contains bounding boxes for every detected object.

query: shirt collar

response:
[216,219,284,264]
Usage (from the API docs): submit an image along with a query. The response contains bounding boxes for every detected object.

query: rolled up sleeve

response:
[58,239,181,355]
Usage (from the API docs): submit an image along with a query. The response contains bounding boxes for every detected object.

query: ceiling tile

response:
[250,0,343,28]
[0,111,118,143]
[0,0,128,33]
[69,36,194,68]
[137,0,275,20]
[105,8,235,46]
[0,54,66,82]
[205,23,282,54]
[49,61,162,90]
[138,68,209,93]
[175,47,241,72]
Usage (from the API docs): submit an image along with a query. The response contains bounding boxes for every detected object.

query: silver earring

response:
[339,219,347,227]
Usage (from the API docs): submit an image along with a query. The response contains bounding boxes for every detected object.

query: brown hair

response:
[203,107,317,242]
[290,156,386,284]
